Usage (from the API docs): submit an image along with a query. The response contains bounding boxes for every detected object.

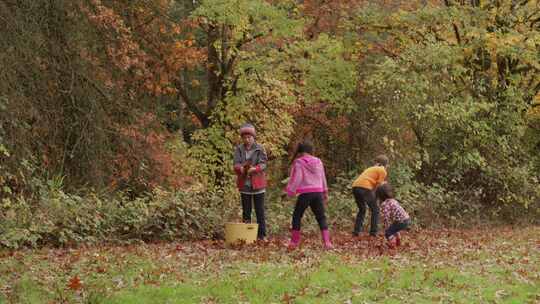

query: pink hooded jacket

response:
[285,155,328,199]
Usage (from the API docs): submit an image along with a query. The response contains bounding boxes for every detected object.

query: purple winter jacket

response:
[285,155,328,199]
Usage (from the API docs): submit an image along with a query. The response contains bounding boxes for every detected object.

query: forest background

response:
[1,0,539,249]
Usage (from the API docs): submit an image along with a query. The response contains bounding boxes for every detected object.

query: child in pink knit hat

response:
[233,123,268,239]
[238,123,256,137]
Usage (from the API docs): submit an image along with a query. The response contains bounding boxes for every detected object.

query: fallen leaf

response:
[67,276,82,290]
[282,292,295,303]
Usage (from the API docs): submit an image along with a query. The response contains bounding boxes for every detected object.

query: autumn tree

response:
[174,0,358,185]
[0,0,125,194]
[349,0,540,210]
[0,0,203,195]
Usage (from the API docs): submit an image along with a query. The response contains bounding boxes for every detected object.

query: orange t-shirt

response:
[352,166,387,190]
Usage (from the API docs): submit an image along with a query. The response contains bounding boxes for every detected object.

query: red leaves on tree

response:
[81,0,205,97]
[111,113,192,192]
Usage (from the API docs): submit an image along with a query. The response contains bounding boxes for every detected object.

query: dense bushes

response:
[339,3,540,226]
[0,175,353,249]
[0,184,235,249]
[1,169,538,249]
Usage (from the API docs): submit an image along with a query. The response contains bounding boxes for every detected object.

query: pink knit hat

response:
[239,123,256,137]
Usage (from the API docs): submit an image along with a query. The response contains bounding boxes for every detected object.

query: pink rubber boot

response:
[288,230,301,250]
[321,229,334,249]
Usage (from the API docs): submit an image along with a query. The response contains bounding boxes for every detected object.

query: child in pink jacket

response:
[285,141,333,249]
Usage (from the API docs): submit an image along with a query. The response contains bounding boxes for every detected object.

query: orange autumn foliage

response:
[112,114,192,192]
[81,0,205,96]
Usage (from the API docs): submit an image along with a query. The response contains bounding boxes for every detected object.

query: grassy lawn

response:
[1,226,538,303]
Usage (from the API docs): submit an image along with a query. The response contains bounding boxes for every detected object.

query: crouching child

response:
[375,183,411,248]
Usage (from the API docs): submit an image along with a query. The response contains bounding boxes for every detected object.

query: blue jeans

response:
[385,219,411,239]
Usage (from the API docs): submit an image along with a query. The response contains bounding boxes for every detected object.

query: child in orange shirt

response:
[351,155,389,237]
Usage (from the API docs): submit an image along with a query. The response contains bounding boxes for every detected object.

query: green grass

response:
[1,227,539,303]
[103,257,538,304]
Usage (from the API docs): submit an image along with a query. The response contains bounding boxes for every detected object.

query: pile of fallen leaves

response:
[0,226,538,302]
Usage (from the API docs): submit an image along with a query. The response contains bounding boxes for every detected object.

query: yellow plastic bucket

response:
[224,222,258,245]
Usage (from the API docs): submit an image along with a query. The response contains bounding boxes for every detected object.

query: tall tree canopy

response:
[0,0,537,211]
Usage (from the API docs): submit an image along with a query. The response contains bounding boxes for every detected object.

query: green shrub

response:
[389,162,539,227]
[0,183,237,249]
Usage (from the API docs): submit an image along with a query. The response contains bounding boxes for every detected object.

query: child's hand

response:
[247,167,257,174]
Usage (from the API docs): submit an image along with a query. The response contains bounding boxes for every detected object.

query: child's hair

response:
[374,154,389,166]
[376,183,394,201]
[291,141,313,163]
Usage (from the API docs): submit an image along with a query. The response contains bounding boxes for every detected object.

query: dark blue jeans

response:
[292,192,328,231]
[241,192,266,239]
[352,187,378,235]
[385,219,411,239]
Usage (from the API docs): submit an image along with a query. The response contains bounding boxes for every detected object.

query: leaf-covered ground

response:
[1,226,538,303]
